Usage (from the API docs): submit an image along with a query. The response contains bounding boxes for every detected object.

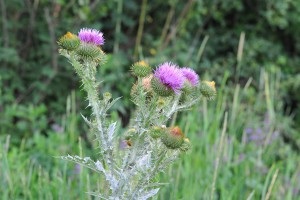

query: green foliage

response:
[159,70,300,199]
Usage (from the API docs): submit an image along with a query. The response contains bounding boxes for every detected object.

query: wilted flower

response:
[78,28,105,46]
[181,67,199,86]
[130,75,153,99]
[142,75,153,91]
[161,126,185,149]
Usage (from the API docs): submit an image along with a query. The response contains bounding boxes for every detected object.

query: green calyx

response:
[58,32,80,51]
[151,77,174,97]
[76,43,105,62]
[150,126,164,139]
[131,61,152,77]
[180,82,198,103]
[161,126,184,149]
[200,81,216,100]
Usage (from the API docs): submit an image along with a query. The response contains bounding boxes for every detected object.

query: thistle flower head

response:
[181,67,199,86]
[153,62,184,93]
[78,28,105,46]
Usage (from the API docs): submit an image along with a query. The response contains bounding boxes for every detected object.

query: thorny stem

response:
[69,55,118,192]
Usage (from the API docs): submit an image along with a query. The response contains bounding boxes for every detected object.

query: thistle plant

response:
[58,28,216,199]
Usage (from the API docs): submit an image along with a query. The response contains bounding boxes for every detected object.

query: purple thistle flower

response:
[154,62,185,93]
[181,67,199,86]
[78,28,104,45]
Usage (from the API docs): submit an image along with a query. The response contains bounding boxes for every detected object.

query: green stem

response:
[166,94,181,119]
[69,56,117,193]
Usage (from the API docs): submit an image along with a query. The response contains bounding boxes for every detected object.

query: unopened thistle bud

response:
[200,81,216,100]
[161,126,185,149]
[58,32,80,51]
[131,61,152,77]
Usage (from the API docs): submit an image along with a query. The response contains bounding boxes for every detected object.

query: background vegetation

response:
[1,0,299,199]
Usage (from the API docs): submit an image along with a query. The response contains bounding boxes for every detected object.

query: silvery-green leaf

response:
[95,160,104,172]
[106,172,118,192]
[104,97,122,112]
[60,155,105,174]
[136,153,151,170]
[138,188,160,200]
[86,192,108,199]
[107,122,117,143]
[80,113,92,125]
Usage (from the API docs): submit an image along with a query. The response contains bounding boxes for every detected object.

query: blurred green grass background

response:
[0,0,299,199]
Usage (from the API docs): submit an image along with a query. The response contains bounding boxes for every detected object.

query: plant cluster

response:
[58,28,215,199]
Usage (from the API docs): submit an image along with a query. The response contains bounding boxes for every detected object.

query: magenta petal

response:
[181,67,199,86]
[154,62,185,92]
[78,28,105,45]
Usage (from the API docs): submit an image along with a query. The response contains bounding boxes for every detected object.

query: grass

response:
[1,70,299,199]
[158,70,299,199]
